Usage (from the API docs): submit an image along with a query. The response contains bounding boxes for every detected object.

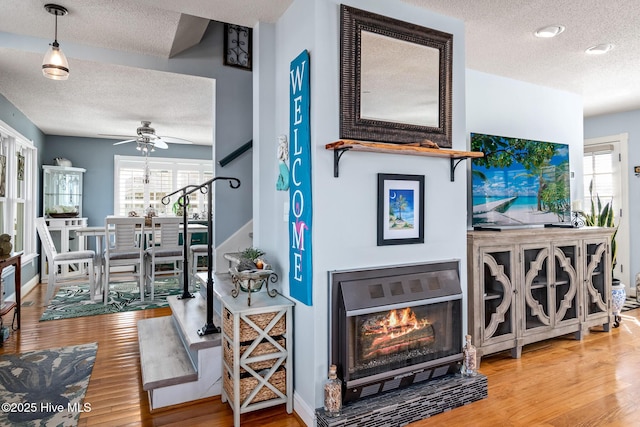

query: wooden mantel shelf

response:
[325,140,484,181]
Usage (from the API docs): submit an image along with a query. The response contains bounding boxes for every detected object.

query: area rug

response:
[622,297,640,312]
[0,342,97,427]
[40,277,192,321]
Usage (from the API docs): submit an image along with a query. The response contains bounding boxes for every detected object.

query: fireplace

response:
[329,260,463,403]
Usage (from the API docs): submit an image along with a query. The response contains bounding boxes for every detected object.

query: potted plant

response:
[226,247,278,305]
[237,247,267,271]
[578,183,623,326]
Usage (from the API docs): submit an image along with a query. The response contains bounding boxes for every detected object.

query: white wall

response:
[254,0,466,423]
[466,70,584,207]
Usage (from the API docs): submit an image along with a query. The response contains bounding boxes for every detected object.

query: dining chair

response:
[103,216,145,304]
[190,244,208,280]
[145,216,184,300]
[35,217,97,305]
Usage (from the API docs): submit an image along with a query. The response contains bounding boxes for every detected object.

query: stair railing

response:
[218,140,252,167]
[162,176,241,335]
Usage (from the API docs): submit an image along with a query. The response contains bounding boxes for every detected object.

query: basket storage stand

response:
[220,292,294,427]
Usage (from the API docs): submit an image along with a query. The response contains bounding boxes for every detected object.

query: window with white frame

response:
[0,121,37,262]
[114,155,213,217]
[583,144,618,213]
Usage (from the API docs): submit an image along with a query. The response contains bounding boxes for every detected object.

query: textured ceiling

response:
[404,0,640,117]
[0,0,638,148]
[0,0,292,146]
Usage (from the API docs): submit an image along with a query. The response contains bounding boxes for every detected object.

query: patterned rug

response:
[0,342,97,426]
[622,297,640,312]
[40,277,192,321]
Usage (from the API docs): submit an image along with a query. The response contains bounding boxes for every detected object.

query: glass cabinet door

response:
[553,243,579,325]
[481,248,516,343]
[42,166,85,217]
[521,245,552,333]
[584,239,610,317]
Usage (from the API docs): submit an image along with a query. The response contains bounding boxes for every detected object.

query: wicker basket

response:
[224,368,287,406]
[223,337,286,373]
[223,308,286,342]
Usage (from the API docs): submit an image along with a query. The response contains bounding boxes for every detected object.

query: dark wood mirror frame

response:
[340,5,453,148]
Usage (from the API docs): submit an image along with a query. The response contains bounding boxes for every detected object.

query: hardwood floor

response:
[0,284,302,427]
[409,314,640,427]
[3,283,640,426]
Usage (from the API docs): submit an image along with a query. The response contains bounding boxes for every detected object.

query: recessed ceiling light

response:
[534,25,565,38]
[585,43,614,55]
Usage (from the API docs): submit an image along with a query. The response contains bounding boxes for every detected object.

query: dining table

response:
[75,222,208,293]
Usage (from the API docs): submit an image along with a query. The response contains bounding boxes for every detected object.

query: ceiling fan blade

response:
[154,139,169,149]
[113,139,136,146]
[159,136,194,145]
[100,133,137,139]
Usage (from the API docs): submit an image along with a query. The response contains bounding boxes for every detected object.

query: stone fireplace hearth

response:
[320,260,488,425]
[316,373,487,427]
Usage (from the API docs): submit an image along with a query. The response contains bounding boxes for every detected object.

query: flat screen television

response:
[471,132,571,228]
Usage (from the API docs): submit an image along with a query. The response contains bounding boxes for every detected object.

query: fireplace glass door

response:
[346,299,461,383]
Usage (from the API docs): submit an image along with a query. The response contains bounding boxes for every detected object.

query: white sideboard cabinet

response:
[467,227,613,359]
[41,165,87,282]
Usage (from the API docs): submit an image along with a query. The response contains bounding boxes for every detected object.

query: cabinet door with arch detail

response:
[583,238,610,319]
[521,244,552,334]
[552,242,580,326]
[478,246,517,346]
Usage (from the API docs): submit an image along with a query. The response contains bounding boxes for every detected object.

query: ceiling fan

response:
[102,121,193,151]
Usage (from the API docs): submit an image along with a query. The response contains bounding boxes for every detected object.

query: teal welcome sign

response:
[288,50,312,306]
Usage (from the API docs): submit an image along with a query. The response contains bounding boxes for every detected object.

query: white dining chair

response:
[103,216,145,304]
[145,216,184,300]
[190,244,208,280]
[35,217,97,305]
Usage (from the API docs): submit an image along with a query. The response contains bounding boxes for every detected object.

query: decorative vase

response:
[324,364,342,417]
[611,280,626,328]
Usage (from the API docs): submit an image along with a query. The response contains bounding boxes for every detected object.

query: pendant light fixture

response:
[42,4,69,80]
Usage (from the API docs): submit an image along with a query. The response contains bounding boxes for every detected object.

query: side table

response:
[220,291,294,427]
[0,252,23,332]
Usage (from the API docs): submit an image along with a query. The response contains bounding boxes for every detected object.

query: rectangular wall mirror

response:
[340,5,453,148]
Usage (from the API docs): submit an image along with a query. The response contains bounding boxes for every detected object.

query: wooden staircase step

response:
[137,316,197,391]
[167,294,221,350]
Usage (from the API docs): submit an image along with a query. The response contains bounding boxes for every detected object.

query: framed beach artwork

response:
[377,173,425,246]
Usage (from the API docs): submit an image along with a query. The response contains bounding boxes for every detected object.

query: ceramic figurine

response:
[276,134,290,191]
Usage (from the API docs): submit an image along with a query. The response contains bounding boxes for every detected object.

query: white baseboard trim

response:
[294,391,315,427]
[22,274,40,298]
[5,274,40,303]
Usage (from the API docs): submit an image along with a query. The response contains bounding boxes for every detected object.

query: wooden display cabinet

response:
[467,227,613,359]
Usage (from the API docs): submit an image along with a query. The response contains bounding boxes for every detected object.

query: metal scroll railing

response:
[161,176,241,336]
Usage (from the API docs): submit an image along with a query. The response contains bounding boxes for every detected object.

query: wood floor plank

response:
[3,282,640,426]
[2,283,300,427]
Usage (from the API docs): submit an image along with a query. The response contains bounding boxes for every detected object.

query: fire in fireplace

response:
[329,260,463,402]
[359,306,434,361]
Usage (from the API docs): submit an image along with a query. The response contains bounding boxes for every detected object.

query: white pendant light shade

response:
[42,4,69,80]
[42,42,69,80]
